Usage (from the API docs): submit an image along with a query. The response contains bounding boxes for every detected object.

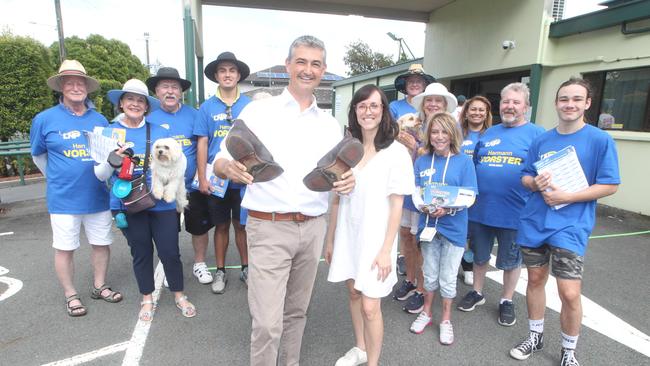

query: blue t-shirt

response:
[462,130,481,158]
[389,98,417,120]
[517,124,620,256]
[109,121,174,212]
[30,103,110,214]
[469,122,545,229]
[414,153,478,247]
[148,104,198,190]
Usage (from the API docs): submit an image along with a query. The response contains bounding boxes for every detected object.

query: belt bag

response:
[122,175,155,214]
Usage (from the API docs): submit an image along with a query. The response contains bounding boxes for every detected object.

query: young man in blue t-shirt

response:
[510,78,619,366]
[194,52,252,294]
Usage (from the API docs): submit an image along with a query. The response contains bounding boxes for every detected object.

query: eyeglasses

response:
[225,105,233,122]
[355,103,382,113]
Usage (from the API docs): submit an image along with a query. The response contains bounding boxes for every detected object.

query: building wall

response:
[536,24,650,215]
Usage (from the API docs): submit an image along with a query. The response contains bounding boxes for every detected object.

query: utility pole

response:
[144,32,151,72]
[54,0,65,63]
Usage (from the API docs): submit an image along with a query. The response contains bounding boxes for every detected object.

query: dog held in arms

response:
[151,138,188,212]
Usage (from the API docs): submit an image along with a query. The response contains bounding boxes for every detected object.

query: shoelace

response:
[440,323,454,337]
[516,334,539,353]
[561,349,579,366]
[413,313,431,327]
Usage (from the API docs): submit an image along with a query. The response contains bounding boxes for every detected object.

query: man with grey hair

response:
[457,82,544,328]
[214,35,355,365]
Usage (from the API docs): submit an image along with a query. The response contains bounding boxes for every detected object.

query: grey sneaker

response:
[498,300,516,326]
[510,331,544,360]
[560,348,580,366]
[211,270,227,294]
[239,267,248,287]
[457,290,486,312]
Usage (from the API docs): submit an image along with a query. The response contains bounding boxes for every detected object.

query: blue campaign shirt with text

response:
[148,104,198,190]
[389,98,417,120]
[30,103,110,214]
[516,124,620,256]
[469,122,545,229]
[108,122,174,212]
[414,153,477,247]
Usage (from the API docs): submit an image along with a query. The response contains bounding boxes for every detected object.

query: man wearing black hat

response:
[146,68,213,286]
[194,52,252,294]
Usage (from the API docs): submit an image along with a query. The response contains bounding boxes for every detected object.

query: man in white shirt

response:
[214,35,355,366]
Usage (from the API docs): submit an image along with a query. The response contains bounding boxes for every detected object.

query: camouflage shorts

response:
[520,245,584,280]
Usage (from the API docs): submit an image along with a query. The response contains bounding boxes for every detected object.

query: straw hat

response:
[410,83,458,114]
[394,64,435,94]
[46,59,100,93]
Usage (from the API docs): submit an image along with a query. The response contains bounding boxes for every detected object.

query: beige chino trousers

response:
[246,215,327,366]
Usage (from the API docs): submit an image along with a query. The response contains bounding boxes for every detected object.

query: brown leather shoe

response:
[303,137,363,192]
[226,119,284,183]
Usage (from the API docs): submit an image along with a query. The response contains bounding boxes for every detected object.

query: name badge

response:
[420,227,437,242]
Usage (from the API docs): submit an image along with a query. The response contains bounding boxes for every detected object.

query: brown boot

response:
[303,137,364,192]
[226,119,284,183]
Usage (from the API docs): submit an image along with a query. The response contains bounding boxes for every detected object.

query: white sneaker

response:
[409,311,432,334]
[193,262,213,284]
[334,347,367,366]
[464,271,474,286]
[211,269,227,294]
[439,320,454,345]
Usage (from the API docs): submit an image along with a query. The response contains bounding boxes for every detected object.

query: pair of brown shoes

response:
[225,120,363,191]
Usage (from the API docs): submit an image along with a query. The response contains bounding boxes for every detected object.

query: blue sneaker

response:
[403,291,424,314]
[457,290,485,312]
[393,279,416,301]
[396,255,406,276]
[498,300,516,326]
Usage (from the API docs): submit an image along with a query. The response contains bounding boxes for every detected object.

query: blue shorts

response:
[469,221,521,270]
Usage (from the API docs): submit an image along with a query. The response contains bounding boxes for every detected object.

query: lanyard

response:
[424,151,451,229]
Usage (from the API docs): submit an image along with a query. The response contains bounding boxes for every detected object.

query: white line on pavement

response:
[0,231,14,236]
[41,341,131,366]
[0,265,23,302]
[121,261,165,366]
[485,254,650,357]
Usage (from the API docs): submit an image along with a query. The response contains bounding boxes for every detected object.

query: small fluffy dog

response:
[397,113,424,141]
[151,138,188,212]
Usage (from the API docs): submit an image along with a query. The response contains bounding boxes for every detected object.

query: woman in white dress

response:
[325,85,414,366]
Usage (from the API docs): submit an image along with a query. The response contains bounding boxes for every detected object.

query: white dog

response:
[150,138,188,212]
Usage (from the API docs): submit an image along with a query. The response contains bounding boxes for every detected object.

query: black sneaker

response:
[393,279,416,301]
[560,348,580,366]
[457,290,486,312]
[396,255,407,276]
[509,331,544,360]
[403,291,424,314]
[498,300,516,326]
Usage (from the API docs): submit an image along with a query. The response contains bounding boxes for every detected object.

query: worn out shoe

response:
[226,119,283,183]
[334,346,367,366]
[303,136,363,192]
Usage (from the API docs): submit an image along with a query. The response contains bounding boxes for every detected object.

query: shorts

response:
[184,191,214,235]
[50,211,113,250]
[400,209,419,235]
[207,187,242,225]
[521,244,584,280]
[420,233,464,298]
[469,221,521,270]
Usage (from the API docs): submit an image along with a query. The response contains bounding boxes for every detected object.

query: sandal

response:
[175,295,196,318]
[90,284,123,303]
[139,300,156,322]
[65,294,87,317]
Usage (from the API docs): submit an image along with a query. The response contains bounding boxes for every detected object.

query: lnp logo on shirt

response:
[420,168,436,178]
[484,138,501,147]
[462,139,473,146]
[61,130,81,140]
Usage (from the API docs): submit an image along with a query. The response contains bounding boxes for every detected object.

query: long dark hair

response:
[347,84,398,151]
[459,95,492,137]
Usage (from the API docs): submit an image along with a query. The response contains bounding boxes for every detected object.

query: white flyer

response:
[533,145,588,210]
[84,127,125,164]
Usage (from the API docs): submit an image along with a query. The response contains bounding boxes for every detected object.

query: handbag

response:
[122,123,156,214]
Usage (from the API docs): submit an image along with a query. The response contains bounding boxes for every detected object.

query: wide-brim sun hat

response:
[204,51,250,83]
[107,79,160,111]
[46,59,100,93]
[410,82,458,114]
[145,67,192,92]
[394,64,435,94]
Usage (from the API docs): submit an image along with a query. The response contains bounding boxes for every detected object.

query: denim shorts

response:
[469,221,521,270]
[420,233,465,298]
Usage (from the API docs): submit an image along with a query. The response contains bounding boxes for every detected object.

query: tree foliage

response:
[343,40,396,76]
[0,31,54,140]
[49,34,150,118]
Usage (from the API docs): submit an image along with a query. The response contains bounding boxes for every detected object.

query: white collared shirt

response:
[215,88,342,216]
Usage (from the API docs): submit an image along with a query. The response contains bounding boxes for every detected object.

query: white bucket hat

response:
[410,82,458,114]
[107,79,160,111]
[46,59,100,93]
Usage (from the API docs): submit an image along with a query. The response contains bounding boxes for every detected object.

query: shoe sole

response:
[509,346,542,360]
[457,297,486,312]
[196,277,212,285]
[498,317,517,326]
[440,339,454,346]
[303,141,364,192]
[404,304,424,314]
[227,135,284,183]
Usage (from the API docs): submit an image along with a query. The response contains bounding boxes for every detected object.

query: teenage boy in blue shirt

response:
[509,78,619,366]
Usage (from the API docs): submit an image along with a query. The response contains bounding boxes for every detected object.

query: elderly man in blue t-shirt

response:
[509,78,619,366]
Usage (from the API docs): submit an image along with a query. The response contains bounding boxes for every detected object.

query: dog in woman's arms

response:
[151,138,188,212]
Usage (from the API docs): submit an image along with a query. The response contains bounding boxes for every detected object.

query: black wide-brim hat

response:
[204,52,250,83]
[394,64,435,94]
[145,67,192,92]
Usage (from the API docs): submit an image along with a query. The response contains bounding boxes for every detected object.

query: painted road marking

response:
[485,254,650,358]
[0,231,14,236]
[0,265,23,302]
[41,342,131,366]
